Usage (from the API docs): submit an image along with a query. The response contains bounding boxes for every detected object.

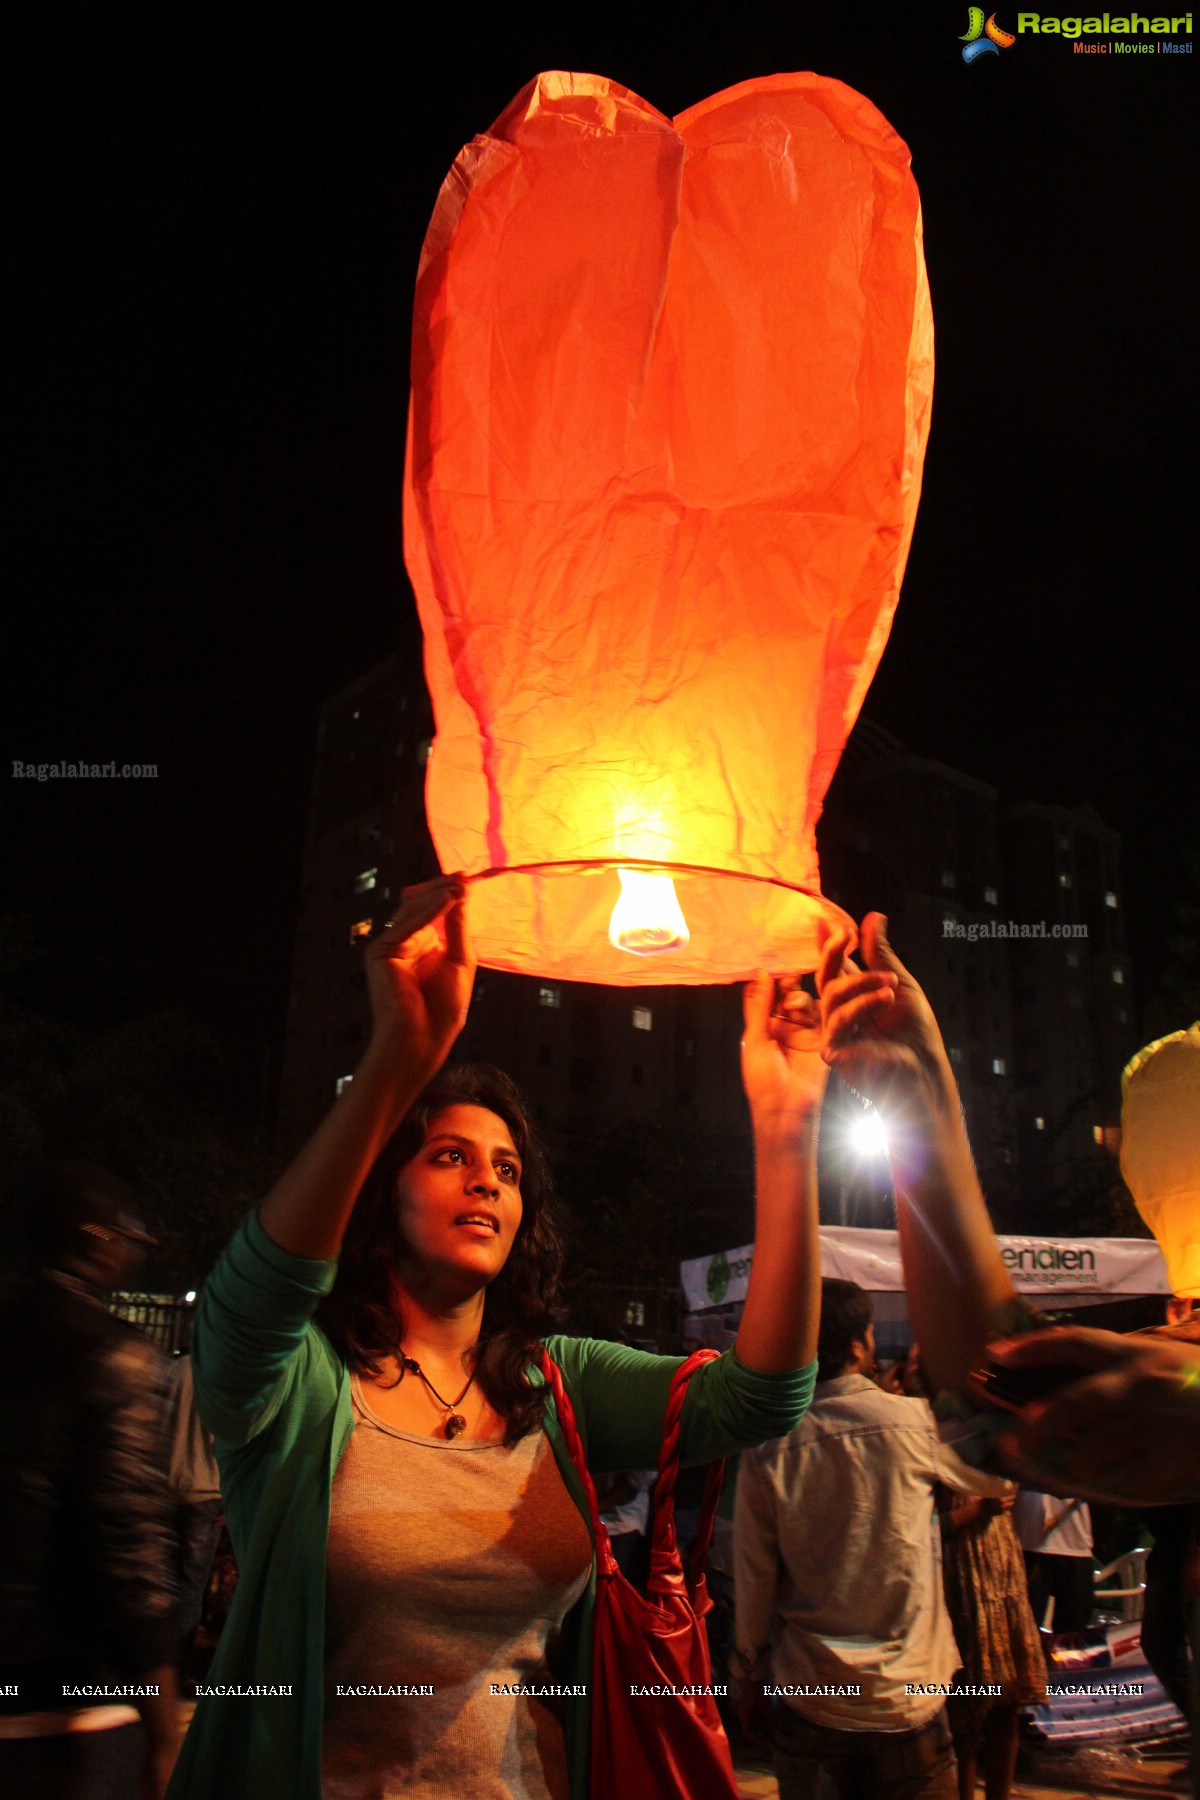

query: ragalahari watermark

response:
[943,919,1087,941]
[12,761,158,782]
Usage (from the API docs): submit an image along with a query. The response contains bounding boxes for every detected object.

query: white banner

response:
[680,1229,1170,1314]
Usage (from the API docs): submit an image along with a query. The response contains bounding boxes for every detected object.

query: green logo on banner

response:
[707,1251,731,1305]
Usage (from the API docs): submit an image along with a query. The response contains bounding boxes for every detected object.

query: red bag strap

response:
[537,1344,727,1593]
[537,1346,617,1574]
[649,1348,726,1597]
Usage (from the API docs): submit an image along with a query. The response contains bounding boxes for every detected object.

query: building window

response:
[632,1007,652,1031]
[948,1046,963,1066]
[349,919,372,944]
[624,1300,645,1328]
[1034,1116,1045,1131]
[538,985,561,1009]
[354,868,377,894]
[1112,968,1124,985]
[418,738,433,764]
[336,1074,354,1096]
[1104,890,1118,909]
[1058,871,1071,889]
[983,886,998,906]
[941,869,955,890]
[992,1057,1006,1076]
[943,914,956,933]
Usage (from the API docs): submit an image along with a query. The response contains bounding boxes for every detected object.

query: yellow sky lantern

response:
[405,71,934,983]
[1121,1024,1200,1298]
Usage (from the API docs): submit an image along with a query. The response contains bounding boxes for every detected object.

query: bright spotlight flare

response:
[608,868,691,957]
[850,1108,890,1161]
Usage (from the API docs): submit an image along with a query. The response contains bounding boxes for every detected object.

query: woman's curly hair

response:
[315,1063,566,1444]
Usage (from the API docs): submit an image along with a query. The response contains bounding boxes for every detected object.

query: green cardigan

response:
[167,1211,815,1800]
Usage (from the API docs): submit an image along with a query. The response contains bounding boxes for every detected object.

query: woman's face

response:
[392,1103,524,1293]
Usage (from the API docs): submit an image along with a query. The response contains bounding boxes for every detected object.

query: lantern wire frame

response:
[457,857,858,980]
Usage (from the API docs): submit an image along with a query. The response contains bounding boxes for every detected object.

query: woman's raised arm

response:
[734,936,889,1373]
[259,875,475,1259]
[816,912,1017,1394]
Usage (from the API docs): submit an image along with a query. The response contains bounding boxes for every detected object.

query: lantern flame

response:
[608,869,691,957]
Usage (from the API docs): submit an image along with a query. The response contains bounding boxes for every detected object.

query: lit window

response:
[336,1074,354,1096]
[352,709,360,720]
[538,985,561,1009]
[1112,968,1124,985]
[949,1046,963,1066]
[984,886,998,906]
[632,1007,652,1031]
[418,739,433,764]
[1034,1117,1045,1131]
[349,919,372,944]
[354,868,377,894]
[992,1058,1006,1076]
[941,869,955,890]
[624,1300,645,1328]
[1117,1008,1127,1023]
[943,913,956,932]
[1093,1124,1104,1145]
[1058,872,1072,889]
[1104,890,1118,909]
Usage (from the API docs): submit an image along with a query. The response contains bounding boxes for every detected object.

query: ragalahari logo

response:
[961,7,1018,58]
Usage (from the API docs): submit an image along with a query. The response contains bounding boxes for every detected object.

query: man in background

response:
[733,1278,959,1799]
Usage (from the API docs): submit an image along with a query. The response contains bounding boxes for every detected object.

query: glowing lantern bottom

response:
[463,859,855,986]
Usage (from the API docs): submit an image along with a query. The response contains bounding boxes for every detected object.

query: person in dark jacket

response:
[0,1160,182,1799]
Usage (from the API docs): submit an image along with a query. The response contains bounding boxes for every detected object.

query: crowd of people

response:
[1,878,1196,1800]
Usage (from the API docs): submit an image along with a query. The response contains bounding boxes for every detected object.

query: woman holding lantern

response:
[167,874,880,1800]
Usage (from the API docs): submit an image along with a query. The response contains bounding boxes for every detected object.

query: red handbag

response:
[538,1346,740,1800]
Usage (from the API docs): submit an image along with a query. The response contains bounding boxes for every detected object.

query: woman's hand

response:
[987,1327,1200,1505]
[740,964,830,1128]
[816,913,945,1106]
[365,875,475,1075]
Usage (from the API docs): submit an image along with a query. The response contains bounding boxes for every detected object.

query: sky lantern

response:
[404,71,933,984]
[1121,1025,1200,1298]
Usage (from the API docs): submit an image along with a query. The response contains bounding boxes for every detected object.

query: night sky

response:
[6,5,1197,1114]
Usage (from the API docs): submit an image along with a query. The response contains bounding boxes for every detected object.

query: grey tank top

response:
[322,1374,592,1800]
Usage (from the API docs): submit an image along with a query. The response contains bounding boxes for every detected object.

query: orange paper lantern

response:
[405,71,933,984]
[1121,1026,1200,1298]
